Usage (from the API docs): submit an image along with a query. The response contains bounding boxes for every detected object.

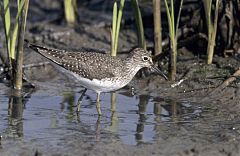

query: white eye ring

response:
[142,56,149,61]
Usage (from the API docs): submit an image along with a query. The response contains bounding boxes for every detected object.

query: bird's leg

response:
[95,115,101,140]
[96,93,102,115]
[76,88,87,112]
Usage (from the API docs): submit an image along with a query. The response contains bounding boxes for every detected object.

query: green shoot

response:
[3,0,11,62]
[3,0,26,61]
[64,0,77,26]
[203,0,220,64]
[11,0,26,60]
[131,0,146,50]
[164,0,183,81]
[111,1,118,56]
[14,0,29,90]
[111,0,125,57]
[1,0,29,90]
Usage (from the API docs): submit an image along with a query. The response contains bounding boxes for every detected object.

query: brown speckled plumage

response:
[27,44,123,80]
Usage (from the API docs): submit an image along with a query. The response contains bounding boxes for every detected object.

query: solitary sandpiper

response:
[25,40,167,115]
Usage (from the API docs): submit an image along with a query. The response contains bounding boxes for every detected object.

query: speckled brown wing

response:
[27,42,118,80]
[61,52,119,80]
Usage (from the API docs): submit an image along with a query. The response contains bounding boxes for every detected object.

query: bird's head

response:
[130,48,153,68]
[130,48,168,80]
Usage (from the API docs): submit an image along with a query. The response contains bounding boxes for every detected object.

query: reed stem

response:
[131,0,146,50]
[164,0,183,81]
[153,0,162,55]
[14,0,29,90]
[64,0,77,26]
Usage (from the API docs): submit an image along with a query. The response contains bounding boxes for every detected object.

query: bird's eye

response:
[142,56,149,61]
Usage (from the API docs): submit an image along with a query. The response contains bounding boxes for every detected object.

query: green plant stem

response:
[175,0,183,35]
[164,0,183,81]
[111,1,118,56]
[2,0,25,79]
[203,0,212,33]
[64,0,76,26]
[170,0,183,80]
[131,0,146,50]
[164,0,173,36]
[164,0,175,80]
[170,0,175,38]
[114,0,125,55]
[153,0,162,55]
[14,0,29,90]
[207,0,219,64]
[8,0,25,60]
[3,0,11,65]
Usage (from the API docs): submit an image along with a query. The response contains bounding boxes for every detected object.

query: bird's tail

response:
[25,39,51,53]
[24,39,65,65]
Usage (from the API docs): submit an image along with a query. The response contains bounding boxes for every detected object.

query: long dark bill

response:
[151,66,168,80]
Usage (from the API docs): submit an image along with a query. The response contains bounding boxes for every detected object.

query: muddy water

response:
[0,84,206,147]
[0,67,240,155]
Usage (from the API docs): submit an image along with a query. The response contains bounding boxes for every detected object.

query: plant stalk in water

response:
[1,0,29,89]
[14,0,29,90]
[164,0,183,81]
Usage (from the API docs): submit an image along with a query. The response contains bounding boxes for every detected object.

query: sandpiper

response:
[25,40,167,115]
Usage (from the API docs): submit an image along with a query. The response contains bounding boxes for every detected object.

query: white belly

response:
[72,73,126,93]
[52,62,140,93]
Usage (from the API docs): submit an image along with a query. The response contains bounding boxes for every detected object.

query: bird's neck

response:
[122,58,141,78]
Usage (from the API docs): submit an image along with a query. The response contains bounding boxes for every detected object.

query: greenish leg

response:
[96,93,102,115]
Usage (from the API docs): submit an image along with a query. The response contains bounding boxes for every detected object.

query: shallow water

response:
[0,87,206,146]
